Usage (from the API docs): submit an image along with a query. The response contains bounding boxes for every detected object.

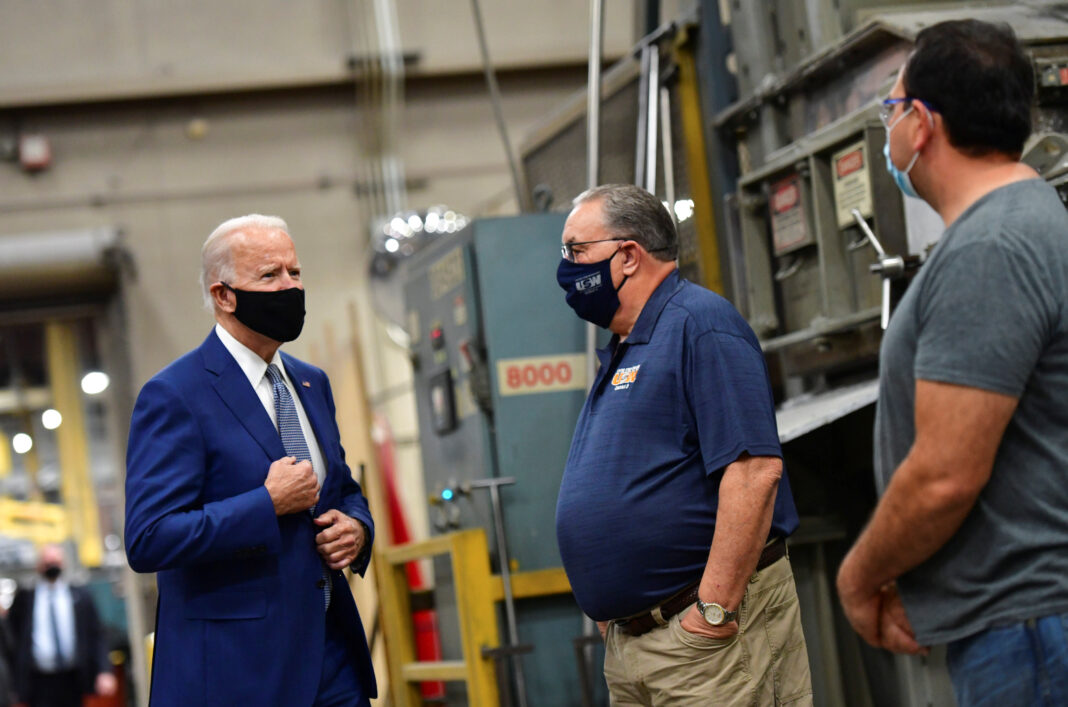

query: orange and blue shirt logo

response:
[611,364,640,390]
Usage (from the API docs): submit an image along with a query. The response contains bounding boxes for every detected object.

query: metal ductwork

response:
[0,227,126,302]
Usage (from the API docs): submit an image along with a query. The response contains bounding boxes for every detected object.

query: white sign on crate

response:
[833,141,873,228]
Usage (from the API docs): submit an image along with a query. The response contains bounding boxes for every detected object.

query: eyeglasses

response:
[561,238,626,262]
[879,96,937,127]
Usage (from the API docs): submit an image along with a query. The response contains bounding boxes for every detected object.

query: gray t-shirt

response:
[875,178,1068,645]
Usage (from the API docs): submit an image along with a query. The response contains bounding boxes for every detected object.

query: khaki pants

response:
[603,556,813,706]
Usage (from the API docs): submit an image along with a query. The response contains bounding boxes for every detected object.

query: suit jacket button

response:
[317,579,327,589]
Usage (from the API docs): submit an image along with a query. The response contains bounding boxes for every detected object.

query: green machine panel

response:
[404,213,606,706]
[473,215,591,569]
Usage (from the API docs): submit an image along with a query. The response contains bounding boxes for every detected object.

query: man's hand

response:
[264,456,319,515]
[838,559,927,655]
[314,509,365,570]
[95,672,118,696]
[679,605,739,640]
[878,585,926,655]
[836,550,884,647]
[836,381,1015,651]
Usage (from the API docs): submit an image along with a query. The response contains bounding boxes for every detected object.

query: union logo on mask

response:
[576,273,602,292]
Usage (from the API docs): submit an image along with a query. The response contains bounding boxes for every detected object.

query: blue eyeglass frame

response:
[880,96,938,126]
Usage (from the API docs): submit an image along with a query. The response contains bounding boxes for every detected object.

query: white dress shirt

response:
[215,323,326,486]
[32,580,75,672]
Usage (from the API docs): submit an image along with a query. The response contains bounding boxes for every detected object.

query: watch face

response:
[703,603,726,625]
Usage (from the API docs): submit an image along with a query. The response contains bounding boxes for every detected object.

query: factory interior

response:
[1,1,1066,705]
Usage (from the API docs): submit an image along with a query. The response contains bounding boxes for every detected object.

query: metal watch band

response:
[697,597,738,625]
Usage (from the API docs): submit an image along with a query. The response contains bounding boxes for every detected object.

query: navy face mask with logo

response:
[556,248,626,329]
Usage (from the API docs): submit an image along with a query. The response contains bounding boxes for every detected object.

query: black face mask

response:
[42,565,61,581]
[222,283,306,342]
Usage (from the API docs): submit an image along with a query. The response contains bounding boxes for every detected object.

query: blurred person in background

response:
[0,586,14,707]
[7,545,115,707]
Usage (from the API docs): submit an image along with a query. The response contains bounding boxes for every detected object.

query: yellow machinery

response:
[0,319,104,566]
[377,529,572,707]
[0,497,70,545]
[45,320,103,568]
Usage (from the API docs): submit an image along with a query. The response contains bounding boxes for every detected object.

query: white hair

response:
[199,214,290,309]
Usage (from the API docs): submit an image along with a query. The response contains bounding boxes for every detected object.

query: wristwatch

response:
[696,597,738,626]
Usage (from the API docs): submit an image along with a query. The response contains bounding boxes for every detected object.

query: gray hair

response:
[199,214,290,309]
[573,184,677,261]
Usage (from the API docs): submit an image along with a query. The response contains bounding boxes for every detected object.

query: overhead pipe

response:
[643,45,660,194]
[586,0,604,191]
[580,0,605,699]
[470,0,533,212]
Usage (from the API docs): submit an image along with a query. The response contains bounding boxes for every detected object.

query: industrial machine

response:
[402,213,603,706]
[720,3,1068,396]
[714,5,1068,702]
[392,2,1068,706]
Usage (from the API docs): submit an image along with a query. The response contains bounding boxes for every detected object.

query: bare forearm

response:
[699,456,781,608]
[843,454,981,593]
[836,381,1015,651]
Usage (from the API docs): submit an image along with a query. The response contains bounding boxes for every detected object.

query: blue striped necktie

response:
[265,363,331,610]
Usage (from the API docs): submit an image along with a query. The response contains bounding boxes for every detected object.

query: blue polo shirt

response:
[555,271,799,621]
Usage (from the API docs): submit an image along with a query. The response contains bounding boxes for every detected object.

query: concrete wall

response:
[0,0,693,546]
[0,72,594,382]
[0,0,699,379]
[0,0,644,105]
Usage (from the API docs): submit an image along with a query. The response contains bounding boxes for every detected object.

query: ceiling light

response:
[81,371,110,395]
[12,433,32,455]
[41,409,62,430]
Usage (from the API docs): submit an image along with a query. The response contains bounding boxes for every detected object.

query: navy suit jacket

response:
[125,329,376,706]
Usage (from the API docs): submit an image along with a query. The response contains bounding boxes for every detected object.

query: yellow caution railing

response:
[376,528,571,707]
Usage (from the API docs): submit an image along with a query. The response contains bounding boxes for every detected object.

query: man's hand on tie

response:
[264,456,320,515]
[314,509,365,570]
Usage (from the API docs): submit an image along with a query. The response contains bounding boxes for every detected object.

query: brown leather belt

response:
[615,537,787,637]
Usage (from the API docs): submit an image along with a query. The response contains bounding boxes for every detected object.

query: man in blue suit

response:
[125,214,376,706]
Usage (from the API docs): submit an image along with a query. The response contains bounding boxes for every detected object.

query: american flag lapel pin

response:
[302,381,311,388]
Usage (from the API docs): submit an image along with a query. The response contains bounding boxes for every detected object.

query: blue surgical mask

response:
[556,248,626,328]
[883,105,921,199]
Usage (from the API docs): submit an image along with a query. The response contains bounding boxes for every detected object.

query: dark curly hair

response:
[904,19,1033,158]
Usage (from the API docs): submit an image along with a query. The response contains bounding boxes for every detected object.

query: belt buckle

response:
[618,611,655,637]
[650,603,667,627]
[617,579,700,637]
